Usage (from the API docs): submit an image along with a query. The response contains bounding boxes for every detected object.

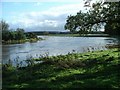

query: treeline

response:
[65,2,120,35]
[27,31,72,35]
[1,20,38,41]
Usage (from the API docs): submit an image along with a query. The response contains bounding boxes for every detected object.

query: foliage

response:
[1,20,41,44]
[15,28,26,40]
[2,48,120,88]
[1,20,25,41]
[25,32,37,39]
[65,2,120,35]
[0,20,9,31]
[1,20,10,41]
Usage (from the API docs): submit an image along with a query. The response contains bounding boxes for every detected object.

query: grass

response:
[2,48,120,89]
[2,37,43,44]
[38,33,110,37]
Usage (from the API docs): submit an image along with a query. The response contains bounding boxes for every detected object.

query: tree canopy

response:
[64,2,120,35]
[1,20,38,41]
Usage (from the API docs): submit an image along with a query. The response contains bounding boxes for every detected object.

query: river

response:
[2,36,119,66]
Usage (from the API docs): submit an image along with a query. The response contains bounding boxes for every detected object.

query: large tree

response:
[65,2,120,35]
[1,20,10,41]
[0,20,9,31]
[1,20,26,41]
[15,28,25,40]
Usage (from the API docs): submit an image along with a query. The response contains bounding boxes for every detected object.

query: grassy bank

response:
[3,48,120,88]
[2,37,43,44]
[38,34,110,37]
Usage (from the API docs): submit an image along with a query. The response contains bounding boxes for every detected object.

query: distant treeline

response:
[26,31,72,35]
[26,31,105,35]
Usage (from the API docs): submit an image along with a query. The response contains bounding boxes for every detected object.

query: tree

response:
[65,2,120,35]
[64,15,77,33]
[1,20,39,41]
[1,20,26,41]
[104,2,120,35]
[1,20,11,41]
[0,20,9,31]
[15,28,25,40]
[26,32,37,39]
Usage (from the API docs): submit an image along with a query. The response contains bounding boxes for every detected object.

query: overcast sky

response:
[1,0,98,32]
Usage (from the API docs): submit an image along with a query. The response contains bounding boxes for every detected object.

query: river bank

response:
[2,37,43,44]
[3,48,120,88]
[38,34,111,37]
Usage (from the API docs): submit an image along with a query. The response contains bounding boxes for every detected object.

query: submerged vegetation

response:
[3,48,120,88]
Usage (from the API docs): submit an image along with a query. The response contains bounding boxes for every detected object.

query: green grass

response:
[2,37,43,44]
[38,33,110,37]
[2,48,120,89]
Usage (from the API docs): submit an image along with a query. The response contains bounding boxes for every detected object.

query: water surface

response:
[2,36,118,66]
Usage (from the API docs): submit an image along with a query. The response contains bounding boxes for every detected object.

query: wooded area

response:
[1,20,38,41]
[65,2,120,35]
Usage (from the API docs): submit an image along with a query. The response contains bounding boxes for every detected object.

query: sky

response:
[1,0,98,32]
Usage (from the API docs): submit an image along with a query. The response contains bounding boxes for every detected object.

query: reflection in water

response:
[2,36,119,66]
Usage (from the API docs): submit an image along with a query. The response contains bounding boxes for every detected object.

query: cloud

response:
[34,2,42,6]
[8,2,88,31]
[42,3,85,16]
